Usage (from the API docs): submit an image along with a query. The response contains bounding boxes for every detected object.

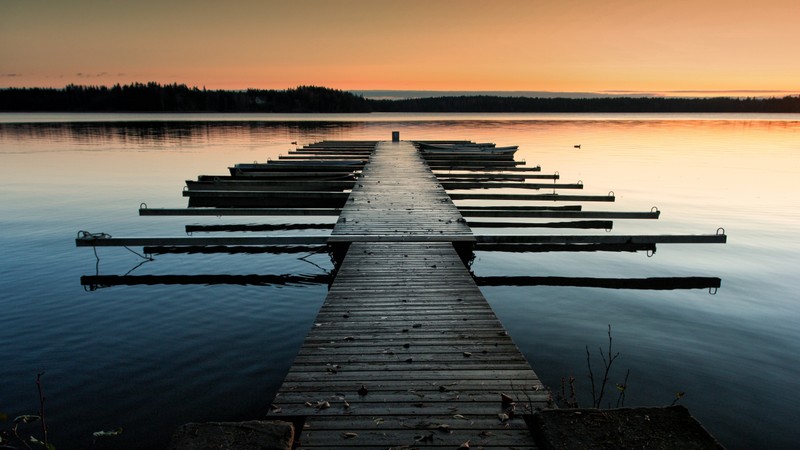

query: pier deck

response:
[269,142,547,448]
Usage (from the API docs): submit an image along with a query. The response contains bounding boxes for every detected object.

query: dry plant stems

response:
[555,376,579,408]
[35,373,48,450]
[615,369,631,408]
[586,324,621,409]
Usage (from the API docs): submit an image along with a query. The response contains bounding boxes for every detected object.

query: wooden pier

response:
[75,136,727,448]
[268,141,547,448]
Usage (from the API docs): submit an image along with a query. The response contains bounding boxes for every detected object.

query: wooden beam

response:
[429,166,542,172]
[77,234,479,247]
[139,207,342,216]
[142,245,326,255]
[426,160,523,167]
[185,223,334,233]
[474,276,721,290]
[182,190,350,200]
[186,180,355,191]
[459,205,582,211]
[467,220,613,229]
[77,235,331,247]
[475,243,657,253]
[81,274,330,289]
[230,165,362,174]
[434,172,556,180]
[450,193,614,202]
[460,210,659,219]
[278,155,368,160]
[326,234,476,243]
[441,182,583,190]
[474,234,727,244]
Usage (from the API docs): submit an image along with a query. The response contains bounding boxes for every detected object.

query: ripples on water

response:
[1,113,798,449]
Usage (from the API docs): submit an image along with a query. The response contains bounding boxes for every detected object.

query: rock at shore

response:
[168,420,294,450]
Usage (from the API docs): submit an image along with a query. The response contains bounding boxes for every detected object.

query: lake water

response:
[1,113,798,449]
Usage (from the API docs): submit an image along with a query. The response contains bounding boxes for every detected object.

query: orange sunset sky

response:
[2,0,799,95]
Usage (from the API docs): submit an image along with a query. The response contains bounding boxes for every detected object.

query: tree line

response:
[0,83,371,113]
[1,82,798,113]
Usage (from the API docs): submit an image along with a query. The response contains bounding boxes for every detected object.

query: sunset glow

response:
[2,0,799,94]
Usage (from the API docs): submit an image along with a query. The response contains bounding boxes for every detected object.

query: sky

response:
[2,0,799,95]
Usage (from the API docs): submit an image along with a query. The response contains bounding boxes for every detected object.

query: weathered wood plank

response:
[450,192,614,202]
[139,207,342,216]
[268,241,543,446]
[75,235,331,247]
[475,234,727,244]
[260,141,544,447]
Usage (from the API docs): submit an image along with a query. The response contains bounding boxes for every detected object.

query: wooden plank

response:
[467,220,613,229]
[139,208,342,216]
[142,245,325,255]
[450,193,614,202]
[441,182,583,190]
[434,172,558,180]
[474,234,727,244]
[428,166,542,172]
[200,172,357,180]
[81,274,329,288]
[327,235,476,243]
[76,234,482,247]
[475,242,657,253]
[460,205,582,211]
[185,180,355,191]
[268,240,543,447]
[184,223,334,233]
[332,142,473,238]
[475,276,722,289]
[460,209,659,219]
[76,235,331,247]
[278,155,369,160]
[182,190,350,199]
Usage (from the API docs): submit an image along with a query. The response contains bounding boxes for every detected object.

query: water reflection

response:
[0,120,368,151]
[3,115,799,450]
[82,273,331,291]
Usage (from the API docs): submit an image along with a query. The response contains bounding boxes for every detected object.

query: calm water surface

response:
[1,113,798,449]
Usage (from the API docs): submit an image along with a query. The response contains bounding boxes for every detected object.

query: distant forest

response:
[1,82,799,113]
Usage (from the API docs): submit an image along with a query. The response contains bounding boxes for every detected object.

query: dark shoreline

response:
[2,83,799,113]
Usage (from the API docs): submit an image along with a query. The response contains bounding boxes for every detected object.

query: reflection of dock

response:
[76,137,726,447]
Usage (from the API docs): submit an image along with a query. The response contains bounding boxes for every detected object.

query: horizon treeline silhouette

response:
[1,82,799,113]
[0,83,372,113]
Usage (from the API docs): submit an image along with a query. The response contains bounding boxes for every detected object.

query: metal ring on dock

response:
[709,287,718,295]
[651,206,659,213]
[608,190,615,197]
[140,202,147,209]
[578,180,583,185]
[647,249,655,258]
[716,227,726,236]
